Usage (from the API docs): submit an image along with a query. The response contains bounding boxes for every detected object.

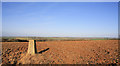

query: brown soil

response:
[2,40,118,64]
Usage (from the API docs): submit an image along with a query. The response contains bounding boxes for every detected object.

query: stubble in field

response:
[2,40,118,64]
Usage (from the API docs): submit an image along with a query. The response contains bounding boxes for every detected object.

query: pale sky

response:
[2,2,118,37]
[2,0,120,2]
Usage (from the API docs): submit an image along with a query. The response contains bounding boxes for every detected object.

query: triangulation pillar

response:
[27,40,37,55]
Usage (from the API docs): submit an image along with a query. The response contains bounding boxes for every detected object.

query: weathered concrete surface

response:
[27,40,36,55]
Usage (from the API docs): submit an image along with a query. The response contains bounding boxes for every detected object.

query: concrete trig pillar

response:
[27,40,37,55]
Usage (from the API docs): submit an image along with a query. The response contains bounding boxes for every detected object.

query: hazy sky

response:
[2,2,118,37]
[2,0,120,2]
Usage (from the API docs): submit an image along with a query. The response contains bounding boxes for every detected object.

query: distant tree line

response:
[2,39,28,42]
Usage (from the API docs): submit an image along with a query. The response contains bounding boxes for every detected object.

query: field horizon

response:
[1,36,118,42]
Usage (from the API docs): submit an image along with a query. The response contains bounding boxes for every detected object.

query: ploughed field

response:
[2,40,118,64]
